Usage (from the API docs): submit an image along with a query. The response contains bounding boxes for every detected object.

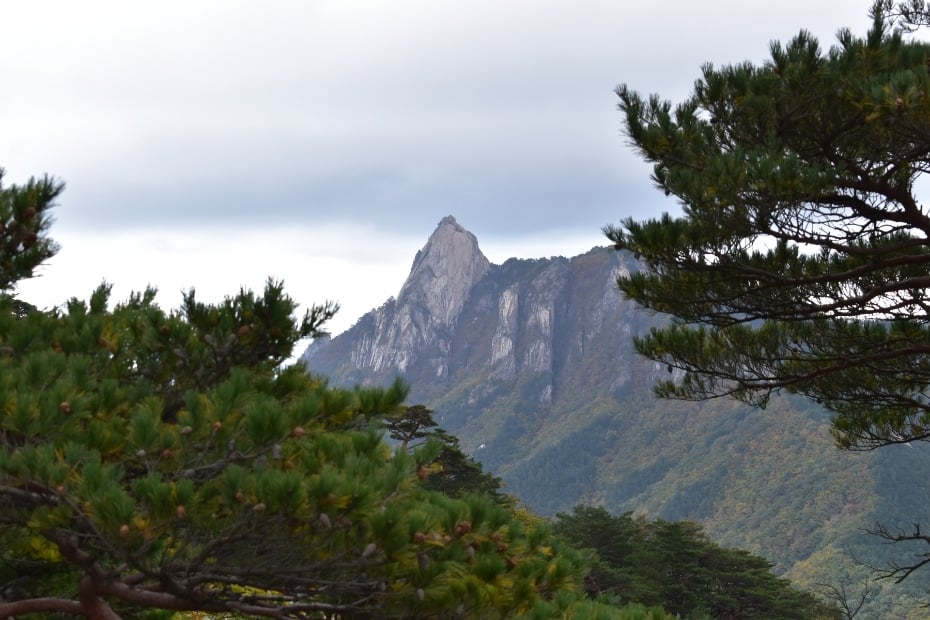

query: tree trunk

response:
[79,577,121,620]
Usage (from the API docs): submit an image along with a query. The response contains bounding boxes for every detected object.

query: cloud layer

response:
[3,0,870,331]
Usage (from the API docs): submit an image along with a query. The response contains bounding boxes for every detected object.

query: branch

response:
[0,483,59,507]
[867,522,930,582]
[42,521,383,618]
[816,578,873,619]
[0,596,83,617]
[95,577,372,617]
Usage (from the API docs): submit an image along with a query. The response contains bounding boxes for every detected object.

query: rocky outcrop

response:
[397,215,489,327]
[305,216,489,378]
[301,216,649,428]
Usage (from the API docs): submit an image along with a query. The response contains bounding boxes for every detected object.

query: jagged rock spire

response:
[397,216,490,327]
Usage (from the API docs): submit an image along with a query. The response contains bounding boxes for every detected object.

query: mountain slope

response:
[301,216,930,616]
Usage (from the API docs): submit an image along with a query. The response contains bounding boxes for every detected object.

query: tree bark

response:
[0,596,83,617]
[79,577,122,620]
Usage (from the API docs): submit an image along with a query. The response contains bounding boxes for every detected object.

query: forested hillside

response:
[304,218,930,617]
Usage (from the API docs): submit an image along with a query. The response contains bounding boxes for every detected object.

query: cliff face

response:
[307,216,489,379]
[302,216,653,427]
[397,215,490,328]
[300,217,930,614]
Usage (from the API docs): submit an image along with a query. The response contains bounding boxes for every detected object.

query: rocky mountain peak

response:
[396,215,490,327]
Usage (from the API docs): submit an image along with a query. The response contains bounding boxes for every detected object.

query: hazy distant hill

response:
[302,216,930,617]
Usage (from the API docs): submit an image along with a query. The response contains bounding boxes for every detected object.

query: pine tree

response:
[386,405,508,501]
[0,168,62,298]
[553,506,841,619]
[607,2,930,450]
[0,174,619,618]
[606,0,930,586]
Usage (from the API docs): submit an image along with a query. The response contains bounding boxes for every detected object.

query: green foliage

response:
[880,0,930,32]
[0,167,62,294]
[606,5,930,451]
[0,284,614,618]
[553,506,841,619]
[0,188,616,618]
[605,0,930,603]
[386,404,509,502]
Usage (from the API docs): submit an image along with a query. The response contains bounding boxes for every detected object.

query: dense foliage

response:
[0,175,625,619]
[606,0,930,592]
[606,3,930,451]
[0,167,62,299]
[386,404,508,501]
[554,506,840,619]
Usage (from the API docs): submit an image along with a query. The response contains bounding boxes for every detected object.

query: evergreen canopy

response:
[553,506,840,619]
[0,167,62,295]
[0,175,615,619]
[606,2,930,451]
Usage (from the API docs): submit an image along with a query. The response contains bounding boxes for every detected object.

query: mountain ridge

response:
[301,216,930,617]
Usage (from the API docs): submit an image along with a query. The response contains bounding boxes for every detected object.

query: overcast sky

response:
[4,1,870,337]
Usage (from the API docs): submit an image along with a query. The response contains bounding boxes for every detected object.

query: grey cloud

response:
[2,0,870,243]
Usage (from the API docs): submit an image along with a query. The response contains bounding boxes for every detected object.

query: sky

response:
[3,1,871,338]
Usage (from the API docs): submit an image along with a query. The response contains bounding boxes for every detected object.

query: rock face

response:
[398,215,490,327]
[307,216,489,378]
[300,216,930,615]
[302,216,650,420]
[303,217,673,501]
